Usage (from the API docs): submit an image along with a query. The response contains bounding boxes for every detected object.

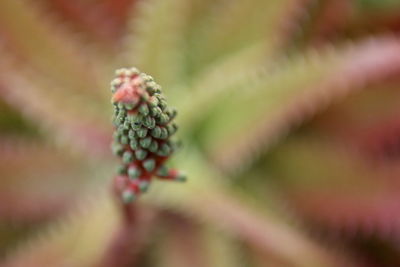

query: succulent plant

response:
[110,67,185,203]
[1,0,400,266]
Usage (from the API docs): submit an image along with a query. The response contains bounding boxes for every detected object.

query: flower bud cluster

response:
[111,67,186,203]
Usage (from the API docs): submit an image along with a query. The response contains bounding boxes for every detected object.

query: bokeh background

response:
[1,0,400,266]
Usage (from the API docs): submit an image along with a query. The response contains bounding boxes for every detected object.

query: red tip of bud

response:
[112,89,127,103]
[112,85,141,104]
[112,76,143,104]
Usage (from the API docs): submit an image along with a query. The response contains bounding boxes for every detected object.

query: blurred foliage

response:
[1,0,400,266]
[0,100,37,136]
[357,0,400,10]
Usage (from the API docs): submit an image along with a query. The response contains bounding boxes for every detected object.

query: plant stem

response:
[97,197,139,267]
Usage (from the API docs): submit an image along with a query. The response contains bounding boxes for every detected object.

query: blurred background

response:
[1,0,400,266]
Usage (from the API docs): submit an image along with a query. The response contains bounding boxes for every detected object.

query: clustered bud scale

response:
[111,67,186,203]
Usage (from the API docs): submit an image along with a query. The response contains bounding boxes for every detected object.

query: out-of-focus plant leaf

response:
[1,0,400,265]
[256,79,400,238]
[264,137,400,237]
[0,99,38,136]
[154,214,208,267]
[4,150,349,267]
[0,65,111,157]
[124,0,190,89]
[357,0,400,10]
[201,37,400,172]
[40,0,136,47]
[2,193,119,267]
[0,138,93,221]
[0,0,106,100]
[185,0,293,70]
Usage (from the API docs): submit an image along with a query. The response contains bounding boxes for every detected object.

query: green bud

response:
[167,124,178,135]
[126,114,135,123]
[166,108,177,119]
[143,158,156,172]
[122,151,134,164]
[154,86,162,94]
[140,93,149,101]
[159,99,167,110]
[113,107,119,117]
[160,127,169,139]
[128,129,136,139]
[111,81,122,93]
[151,126,162,138]
[158,143,171,156]
[117,164,127,175]
[117,125,127,135]
[148,97,159,107]
[124,103,135,110]
[147,88,156,95]
[139,103,149,116]
[157,165,169,176]
[129,67,140,75]
[128,166,141,179]
[140,137,152,148]
[158,113,169,125]
[122,190,136,203]
[139,181,150,192]
[149,140,159,152]
[137,127,148,138]
[120,135,129,145]
[151,107,162,117]
[129,139,139,150]
[141,74,154,82]
[117,108,126,117]
[123,120,131,129]
[175,172,187,182]
[143,116,155,129]
[116,114,124,125]
[135,149,148,160]
[146,81,156,88]
[112,143,124,156]
[131,115,142,130]
[146,82,157,94]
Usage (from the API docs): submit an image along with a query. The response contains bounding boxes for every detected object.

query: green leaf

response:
[187,0,295,70]
[178,42,268,131]
[124,0,190,89]
[200,37,400,172]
